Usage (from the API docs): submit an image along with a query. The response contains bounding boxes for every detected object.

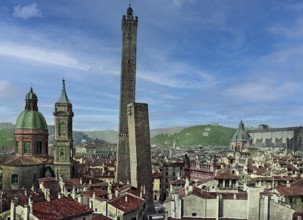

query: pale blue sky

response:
[0,0,303,130]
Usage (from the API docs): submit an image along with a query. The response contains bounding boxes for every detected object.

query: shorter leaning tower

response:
[53,80,74,179]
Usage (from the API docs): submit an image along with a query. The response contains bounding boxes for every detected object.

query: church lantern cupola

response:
[15,87,49,156]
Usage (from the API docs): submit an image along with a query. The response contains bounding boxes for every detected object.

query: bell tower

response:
[53,80,74,179]
[116,5,138,183]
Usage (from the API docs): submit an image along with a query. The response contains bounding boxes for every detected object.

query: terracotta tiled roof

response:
[163,162,184,167]
[38,177,57,182]
[85,158,116,166]
[287,164,298,171]
[252,176,294,181]
[215,172,240,180]
[64,178,82,190]
[169,179,185,185]
[0,189,46,213]
[247,166,267,175]
[118,184,147,199]
[42,181,61,200]
[93,213,112,220]
[153,172,162,178]
[32,197,92,219]
[82,189,108,197]
[291,178,303,187]
[275,186,303,196]
[191,187,216,199]
[108,194,144,213]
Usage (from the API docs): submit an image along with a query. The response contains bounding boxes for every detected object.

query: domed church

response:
[230,120,252,152]
[0,81,73,190]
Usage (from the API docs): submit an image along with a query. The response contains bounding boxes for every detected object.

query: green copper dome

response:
[25,87,38,100]
[16,110,48,129]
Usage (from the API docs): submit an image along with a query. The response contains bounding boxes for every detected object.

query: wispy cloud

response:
[13,3,42,19]
[224,80,298,102]
[269,18,303,38]
[171,0,195,8]
[74,105,117,112]
[0,42,89,70]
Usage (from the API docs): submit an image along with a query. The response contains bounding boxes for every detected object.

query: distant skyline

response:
[1,0,303,131]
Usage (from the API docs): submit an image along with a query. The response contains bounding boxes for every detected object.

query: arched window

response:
[59,123,65,134]
[16,142,20,153]
[11,174,18,184]
[0,168,2,190]
[37,141,42,154]
[24,141,31,154]
[60,149,65,159]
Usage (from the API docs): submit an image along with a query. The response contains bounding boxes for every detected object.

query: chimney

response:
[10,198,16,220]
[143,185,146,195]
[185,178,189,188]
[89,180,92,185]
[45,188,50,201]
[77,195,83,204]
[58,193,62,199]
[24,205,29,220]
[189,186,193,192]
[125,196,128,202]
[115,189,118,198]
[80,178,83,185]
[28,195,33,213]
[127,180,130,185]
[109,191,113,200]
[31,185,34,191]
[234,194,237,200]
[108,183,112,193]
[140,189,143,198]
[24,190,27,196]
[93,192,96,200]
[185,187,188,196]
[72,187,76,200]
[195,178,198,187]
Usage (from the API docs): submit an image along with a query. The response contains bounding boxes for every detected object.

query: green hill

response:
[0,122,237,147]
[150,124,236,147]
[0,123,15,147]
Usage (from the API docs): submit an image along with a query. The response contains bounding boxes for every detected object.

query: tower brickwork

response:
[116,5,138,183]
[53,80,74,179]
[128,103,155,213]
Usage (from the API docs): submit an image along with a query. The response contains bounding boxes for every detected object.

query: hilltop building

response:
[230,121,303,152]
[230,121,252,152]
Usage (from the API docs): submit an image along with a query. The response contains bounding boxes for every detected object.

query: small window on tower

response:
[128,60,130,64]
[60,149,65,159]
[59,123,65,135]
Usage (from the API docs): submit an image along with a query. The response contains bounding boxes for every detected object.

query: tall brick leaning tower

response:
[115,5,138,184]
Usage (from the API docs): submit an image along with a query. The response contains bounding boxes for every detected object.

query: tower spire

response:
[57,79,70,104]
